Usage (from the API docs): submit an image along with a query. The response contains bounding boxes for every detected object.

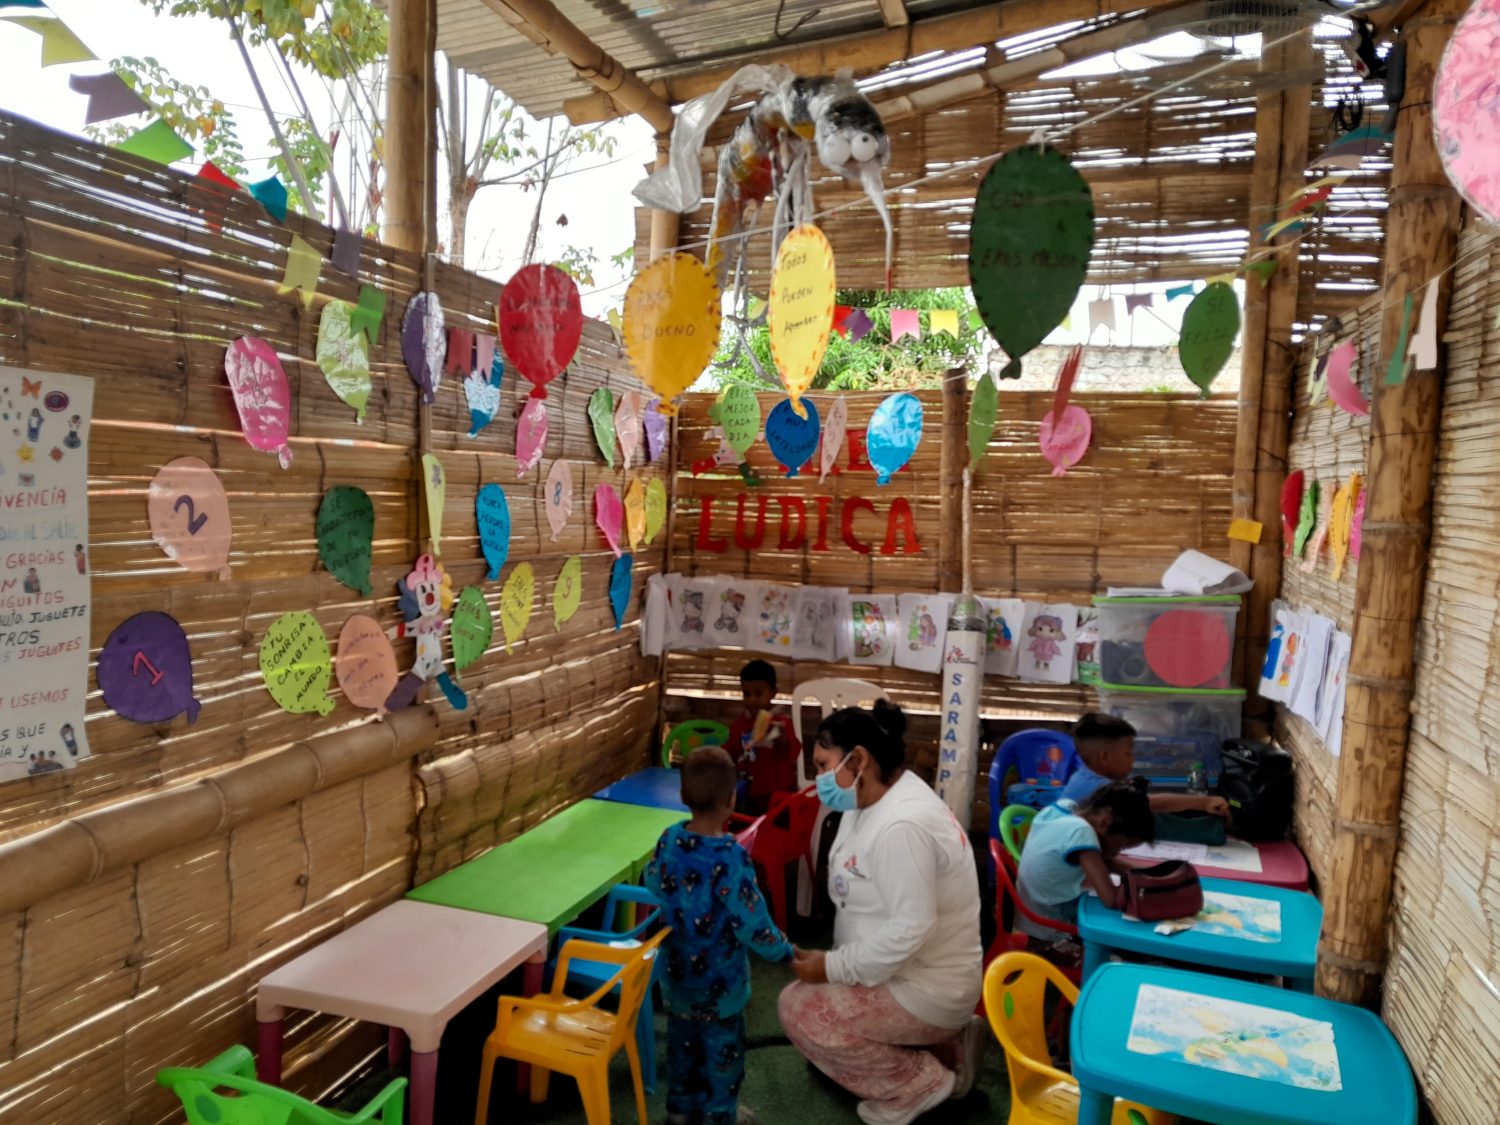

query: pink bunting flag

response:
[1326,339,1368,416]
[889,308,920,344]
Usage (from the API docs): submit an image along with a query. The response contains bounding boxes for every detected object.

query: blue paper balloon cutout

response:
[867,392,924,486]
[765,397,822,478]
[476,483,512,581]
[98,611,201,724]
[610,553,633,631]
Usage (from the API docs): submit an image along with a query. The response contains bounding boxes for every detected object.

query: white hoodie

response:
[824,770,983,1028]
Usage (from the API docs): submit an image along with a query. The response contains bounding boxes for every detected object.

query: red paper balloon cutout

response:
[498,264,583,399]
[1144,609,1232,689]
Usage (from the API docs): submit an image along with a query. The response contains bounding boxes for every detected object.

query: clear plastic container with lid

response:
[1096,685,1245,786]
[1094,595,1240,690]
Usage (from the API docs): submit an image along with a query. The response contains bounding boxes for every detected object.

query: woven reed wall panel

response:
[0,112,661,1121]
[1385,227,1500,1123]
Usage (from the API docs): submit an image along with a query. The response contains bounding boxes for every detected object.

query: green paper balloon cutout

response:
[713,382,761,459]
[260,610,336,716]
[1294,478,1320,557]
[450,585,493,673]
[1179,281,1241,397]
[968,371,998,469]
[968,146,1095,380]
[317,485,375,596]
[589,387,617,467]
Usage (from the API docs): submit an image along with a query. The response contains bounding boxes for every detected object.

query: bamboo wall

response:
[0,112,662,1122]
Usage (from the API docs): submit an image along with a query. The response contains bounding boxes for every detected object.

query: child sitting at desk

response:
[725,659,803,815]
[647,746,793,1125]
[1059,712,1230,818]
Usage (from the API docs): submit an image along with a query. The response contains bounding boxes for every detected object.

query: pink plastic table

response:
[255,900,548,1125]
[1121,838,1310,891]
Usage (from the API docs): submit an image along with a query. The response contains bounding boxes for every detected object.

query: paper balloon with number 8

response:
[622,252,722,414]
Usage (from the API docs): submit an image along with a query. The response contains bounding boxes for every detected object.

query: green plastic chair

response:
[157,1044,408,1124]
[1000,804,1038,864]
[660,718,729,767]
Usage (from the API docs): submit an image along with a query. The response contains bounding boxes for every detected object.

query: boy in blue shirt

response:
[646,746,793,1125]
[1060,712,1230,819]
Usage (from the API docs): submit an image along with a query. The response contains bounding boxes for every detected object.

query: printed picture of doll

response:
[908,610,938,651]
[714,590,746,633]
[63,415,82,449]
[985,608,1013,654]
[681,589,706,633]
[26,407,43,443]
[1027,614,1065,672]
[852,602,887,659]
[23,567,41,595]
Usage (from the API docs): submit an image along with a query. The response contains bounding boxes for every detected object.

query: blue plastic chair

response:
[548,883,664,1094]
[987,729,1080,842]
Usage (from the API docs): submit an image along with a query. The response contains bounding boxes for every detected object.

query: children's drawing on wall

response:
[706,579,759,648]
[754,584,796,652]
[1258,601,1289,701]
[847,594,897,667]
[793,586,844,662]
[1018,602,1079,684]
[895,593,953,673]
[1075,606,1101,685]
[982,597,1024,677]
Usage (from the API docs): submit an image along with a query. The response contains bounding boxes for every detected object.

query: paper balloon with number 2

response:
[148,457,232,579]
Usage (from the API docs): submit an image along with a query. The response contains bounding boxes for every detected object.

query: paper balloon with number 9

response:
[259,610,336,716]
[768,225,835,416]
[622,252,721,415]
[148,457,232,580]
[553,555,582,630]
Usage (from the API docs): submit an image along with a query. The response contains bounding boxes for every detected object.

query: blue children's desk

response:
[1078,876,1322,991]
[1071,962,1416,1125]
[593,766,689,814]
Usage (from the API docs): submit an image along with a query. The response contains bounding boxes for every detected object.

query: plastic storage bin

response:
[1095,595,1240,690]
[1096,685,1244,786]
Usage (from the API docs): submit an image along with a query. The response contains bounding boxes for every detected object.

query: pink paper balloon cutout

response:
[821,396,849,483]
[148,457,233,579]
[1039,404,1092,476]
[1326,340,1367,416]
[1434,0,1500,227]
[336,614,399,716]
[595,482,624,557]
[545,458,573,541]
[1144,609,1233,689]
[615,390,644,469]
[225,336,294,468]
[516,395,548,478]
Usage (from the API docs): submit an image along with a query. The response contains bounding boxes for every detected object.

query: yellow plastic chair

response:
[474,928,669,1125]
[983,952,1177,1125]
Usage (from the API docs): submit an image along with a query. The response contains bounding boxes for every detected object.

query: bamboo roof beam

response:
[477,0,675,132]
[877,0,910,29]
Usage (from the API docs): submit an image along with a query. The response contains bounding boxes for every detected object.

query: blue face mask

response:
[815,752,861,812]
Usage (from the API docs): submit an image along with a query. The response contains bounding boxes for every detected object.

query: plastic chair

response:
[788,677,889,788]
[988,730,1080,840]
[984,839,1079,980]
[999,805,1038,864]
[661,718,729,767]
[159,1044,407,1124]
[548,884,664,1096]
[475,929,669,1125]
[740,785,821,932]
[983,952,1176,1125]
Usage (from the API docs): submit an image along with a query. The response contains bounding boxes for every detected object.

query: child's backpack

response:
[1216,738,1294,841]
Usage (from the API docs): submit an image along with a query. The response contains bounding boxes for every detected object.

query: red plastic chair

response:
[982,839,1080,1002]
[730,786,820,932]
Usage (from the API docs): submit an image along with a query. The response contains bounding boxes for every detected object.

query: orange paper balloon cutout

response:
[769,225,836,417]
[335,614,399,717]
[622,252,722,414]
[1144,609,1232,689]
[148,457,233,579]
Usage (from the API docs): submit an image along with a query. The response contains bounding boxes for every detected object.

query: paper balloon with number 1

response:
[769,225,836,415]
[867,393,923,486]
[148,457,232,579]
[622,252,721,414]
[501,264,583,399]
[99,612,201,724]
[1179,281,1241,397]
[224,336,294,468]
[766,396,821,478]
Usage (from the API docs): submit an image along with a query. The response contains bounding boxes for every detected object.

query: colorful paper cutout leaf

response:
[1326,339,1368,416]
[316,485,375,596]
[421,453,446,555]
[715,382,761,459]
[610,554,633,631]
[615,391,644,469]
[644,478,667,544]
[335,614,398,716]
[500,263,583,400]
[224,336,293,468]
[450,586,494,673]
[868,393,923,486]
[765,396,822,479]
[768,225,836,412]
[516,395,548,478]
[1179,281,1241,397]
[545,458,573,542]
[968,371,998,470]
[820,396,849,483]
[620,252,721,415]
[588,387,617,467]
[475,482,512,581]
[625,477,647,552]
[1293,478,1320,557]
[401,291,445,404]
[553,556,583,630]
[595,482,624,556]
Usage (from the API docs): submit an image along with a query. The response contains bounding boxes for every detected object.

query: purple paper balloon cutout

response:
[98,611,201,724]
[401,291,445,404]
[644,400,668,463]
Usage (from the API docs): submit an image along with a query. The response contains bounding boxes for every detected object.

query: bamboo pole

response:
[385,0,430,252]
[648,132,680,262]
[937,366,967,593]
[1317,0,1464,1006]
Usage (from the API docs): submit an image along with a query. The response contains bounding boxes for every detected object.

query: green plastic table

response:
[406,799,683,935]
[1072,962,1417,1125]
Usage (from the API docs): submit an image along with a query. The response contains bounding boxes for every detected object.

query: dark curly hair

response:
[816,700,908,779]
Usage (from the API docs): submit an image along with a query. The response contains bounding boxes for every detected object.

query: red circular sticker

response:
[498,264,583,398]
[1144,609,1232,688]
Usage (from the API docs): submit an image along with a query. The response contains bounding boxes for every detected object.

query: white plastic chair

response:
[786,677,889,915]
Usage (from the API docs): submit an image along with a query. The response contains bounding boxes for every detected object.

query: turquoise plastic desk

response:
[1079,877,1322,991]
[1071,963,1417,1125]
[406,799,683,935]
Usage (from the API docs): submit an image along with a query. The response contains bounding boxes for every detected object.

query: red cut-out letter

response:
[777,497,807,549]
[848,428,872,472]
[841,497,876,554]
[812,495,834,551]
[733,493,768,551]
[696,497,728,553]
[881,497,922,555]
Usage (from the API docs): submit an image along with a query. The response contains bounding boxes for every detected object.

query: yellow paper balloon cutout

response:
[769,224,836,418]
[554,555,583,631]
[500,561,535,653]
[644,478,667,544]
[622,252,722,415]
[625,478,647,552]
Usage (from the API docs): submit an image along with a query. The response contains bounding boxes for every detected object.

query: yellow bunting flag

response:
[4,15,96,67]
[768,224,835,417]
[500,561,535,653]
[929,309,960,338]
[1227,518,1264,544]
[622,252,722,415]
[278,234,321,308]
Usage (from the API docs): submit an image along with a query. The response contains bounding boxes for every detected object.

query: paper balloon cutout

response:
[622,252,721,414]
[224,336,293,468]
[645,478,667,544]
[1434,0,1500,227]
[616,391,644,468]
[969,146,1095,380]
[820,396,849,483]
[148,457,232,580]
[98,612,201,724]
[1040,406,1092,477]
[768,225,836,413]
[401,291,445,404]
[465,348,503,438]
[335,614,398,716]
[766,396,822,478]
[422,453,446,554]
[595,483,625,556]
[1294,478,1320,558]
[516,395,548,478]
[610,554,633,632]
[867,393,923,486]
[476,482,512,581]
[1351,489,1367,560]
[554,555,583,630]
[500,561,535,653]
[317,485,375,596]
[260,610,336,716]
[545,458,573,541]
[1179,281,1241,397]
[450,585,494,672]
[968,372,998,469]
[1326,339,1368,416]
[1280,470,1305,556]
[625,478,647,551]
[644,401,669,462]
[589,387,617,466]
[500,264,583,399]
[716,382,761,459]
[316,299,372,422]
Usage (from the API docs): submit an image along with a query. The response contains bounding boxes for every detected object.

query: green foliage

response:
[713,287,985,392]
[270,116,332,214]
[554,245,599,289]
[84,57,246,179]
[142,0,386,77]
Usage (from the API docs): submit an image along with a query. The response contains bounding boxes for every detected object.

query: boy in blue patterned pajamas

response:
[646,745,793,1125]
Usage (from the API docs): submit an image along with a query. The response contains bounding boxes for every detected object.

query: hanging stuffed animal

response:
[385,553,468,712]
